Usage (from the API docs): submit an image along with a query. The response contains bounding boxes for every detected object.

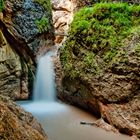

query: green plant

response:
[34,0,51,12]
[60,3,140,79]
[0,0,4,12]
[134,44,140,56]
[35,16,50,33]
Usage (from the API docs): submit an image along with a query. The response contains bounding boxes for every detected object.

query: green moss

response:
[60,3,140,79]
[134,44,140,56]
[34,0,52,33]
[0,0,4,12]
[34,0,51,12]
[35,16,50,33]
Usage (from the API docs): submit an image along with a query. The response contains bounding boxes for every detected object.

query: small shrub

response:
[60,3,140,79]
[34,0,51,12]
[0,0,4,12]
[35,16,50,33]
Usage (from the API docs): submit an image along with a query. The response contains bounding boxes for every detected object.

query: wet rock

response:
[0,95,48,140]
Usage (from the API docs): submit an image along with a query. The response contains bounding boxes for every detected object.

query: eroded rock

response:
[3,0,54,55]
[0,0,54,99]
[59,3,140,138]
[0,95,48,140]
[52,0,94,45]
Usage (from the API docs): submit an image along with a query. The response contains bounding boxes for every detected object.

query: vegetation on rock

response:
[35,16,50,33]
[60,3,140,79]
[0,0,4,12]
[34,0,52,12]
[59,2,140,137]
[34,0,52,34]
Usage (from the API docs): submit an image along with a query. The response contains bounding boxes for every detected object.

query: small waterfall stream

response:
[33,52,56,102]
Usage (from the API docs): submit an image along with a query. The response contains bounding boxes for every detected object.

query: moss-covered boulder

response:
[60,3,140,137]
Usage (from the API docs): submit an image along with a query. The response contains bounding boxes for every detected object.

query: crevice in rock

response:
[0,21,36,66]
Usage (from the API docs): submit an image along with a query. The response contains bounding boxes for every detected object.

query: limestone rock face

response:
[0,29,23,99]
[0,0,54,99]
[52,0,94,45]
[52,0,75,45]
[3,0,54,55]
[0,96,48,140]
[59,3,140,138]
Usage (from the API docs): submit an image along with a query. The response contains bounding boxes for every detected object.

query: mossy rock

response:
[0,0,4,12]
[34,0,52,12]
[59,3,140,137]
[60,3,140,79]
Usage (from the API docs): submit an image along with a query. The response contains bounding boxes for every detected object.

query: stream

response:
[19,101,130,140]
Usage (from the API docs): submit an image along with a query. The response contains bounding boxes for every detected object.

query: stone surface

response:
[0,23,34,99]
[0,95,48,140]
[52,0,95,45]
[0,0,54,99]
[52,0,75,45]
[0,29,22,99]
[59,3,140,138]
[3,0,54,56]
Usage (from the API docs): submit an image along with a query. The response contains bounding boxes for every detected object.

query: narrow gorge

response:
[0,0,140,140]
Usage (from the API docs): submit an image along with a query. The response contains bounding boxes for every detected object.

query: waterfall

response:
[33,52,56,102]
[17,52,129,140]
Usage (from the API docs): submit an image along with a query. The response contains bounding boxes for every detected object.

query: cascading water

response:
[33,52,56,102]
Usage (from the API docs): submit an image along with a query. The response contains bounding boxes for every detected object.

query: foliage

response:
[0,0,4,12]
[134,44,140,56]
[35,16,50,33]
[60,3,140,79]
[34,0,51,12]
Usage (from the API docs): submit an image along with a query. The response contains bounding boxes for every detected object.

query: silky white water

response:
[18,52,130,140]
[33,52,56,101]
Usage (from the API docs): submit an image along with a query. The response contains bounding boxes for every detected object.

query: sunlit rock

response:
[0,0,54,99]
[0,95,48,140]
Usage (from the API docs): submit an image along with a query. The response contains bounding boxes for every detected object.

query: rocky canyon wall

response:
[0,0,54,99]
[59,2,140,138]
[0,95,48,140]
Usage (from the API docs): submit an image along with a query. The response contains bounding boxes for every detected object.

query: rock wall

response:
[59,3,140,138]
[53,0,95,97]
[0,0,54,99]
[3,0,54,56]
[52,0,95,45]
[52,0,76,45]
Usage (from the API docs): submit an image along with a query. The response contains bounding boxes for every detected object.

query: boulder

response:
[52,0,93,45]
[60,3,140,137]
[0,95,48,140]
